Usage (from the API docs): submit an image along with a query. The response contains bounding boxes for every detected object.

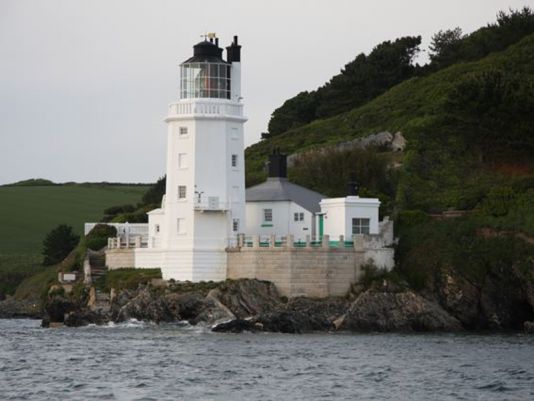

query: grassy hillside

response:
[0,185,147,254]
[246,34,534,211]
[0,184,148,254]
[0,183,148,298]
[246,33,534,296]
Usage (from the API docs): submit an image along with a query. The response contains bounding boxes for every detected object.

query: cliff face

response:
[39,277,533,333]
[423,263,534,330]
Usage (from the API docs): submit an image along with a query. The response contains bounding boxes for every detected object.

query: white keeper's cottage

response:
[86,34,396,297]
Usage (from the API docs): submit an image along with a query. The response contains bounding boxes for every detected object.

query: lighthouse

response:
[135,35,247,281]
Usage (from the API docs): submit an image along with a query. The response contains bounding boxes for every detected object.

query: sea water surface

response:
[1,319,534,400]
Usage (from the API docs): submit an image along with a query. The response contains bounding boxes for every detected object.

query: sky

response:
[0,0,531,185]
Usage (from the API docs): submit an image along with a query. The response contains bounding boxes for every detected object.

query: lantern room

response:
[180,38,231,100]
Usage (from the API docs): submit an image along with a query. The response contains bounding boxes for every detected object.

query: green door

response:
[318,214,324,238]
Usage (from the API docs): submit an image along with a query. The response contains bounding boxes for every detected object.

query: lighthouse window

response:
[178,185,187,199]
[179,127,188,136]
[233,219,239,232]
[231,154,238,167]
[263,209,273,223]
[352,218,370,235]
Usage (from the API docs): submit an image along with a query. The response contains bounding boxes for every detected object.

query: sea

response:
[1,319,533,401]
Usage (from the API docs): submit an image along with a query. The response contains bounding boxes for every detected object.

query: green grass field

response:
[0,184,148,255]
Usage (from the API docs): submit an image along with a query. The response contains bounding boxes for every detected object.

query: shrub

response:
[85,224,118,251]
[42,225,80,266]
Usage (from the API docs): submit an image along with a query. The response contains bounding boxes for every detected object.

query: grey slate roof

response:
[246,177,326,213]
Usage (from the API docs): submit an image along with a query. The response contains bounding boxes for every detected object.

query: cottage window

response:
[294,212,304,222]
[178,185,187,199]
[263,209,273,222]
[352,218,370,235]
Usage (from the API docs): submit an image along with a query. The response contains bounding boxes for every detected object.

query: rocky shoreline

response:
[38,277,533,333]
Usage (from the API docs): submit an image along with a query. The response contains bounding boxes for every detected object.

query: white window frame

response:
[352,218,370,235]
[178,185,187,200]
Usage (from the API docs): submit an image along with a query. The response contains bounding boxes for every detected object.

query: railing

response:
[194,198,229,211]
[168,99,244,118]
[108,236,149,249]
[84,222,149,236]
[231,234,365,250]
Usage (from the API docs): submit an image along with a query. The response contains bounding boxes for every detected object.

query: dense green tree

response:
[429,27,464,68]
[268,91,318,136]
[266,36,422,137]
[42,225,80,266]
[429,7,534,70]
[141,175,166,206]
[316,36,422,118]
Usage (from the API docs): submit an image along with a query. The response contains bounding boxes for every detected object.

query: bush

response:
[85,224,118,251]
[479,187,517,217]
[42,225,80,266]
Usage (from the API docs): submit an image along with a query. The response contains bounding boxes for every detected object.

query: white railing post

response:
[322,234,330,249]
[286,234,294,249]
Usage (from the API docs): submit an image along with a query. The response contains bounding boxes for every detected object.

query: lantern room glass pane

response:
[180,62,231,99]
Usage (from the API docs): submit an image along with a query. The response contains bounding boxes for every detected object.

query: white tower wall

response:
[135,37,246,282]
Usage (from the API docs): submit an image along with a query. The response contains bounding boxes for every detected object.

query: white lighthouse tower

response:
[135,35,247,281]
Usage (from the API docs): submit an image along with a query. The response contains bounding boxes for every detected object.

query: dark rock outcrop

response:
[339,287,462,332]
[425,264,534,330]
[41,277,534,333]
[0,297,42,319]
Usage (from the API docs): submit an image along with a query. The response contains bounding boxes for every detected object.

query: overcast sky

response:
[0,0,530,185]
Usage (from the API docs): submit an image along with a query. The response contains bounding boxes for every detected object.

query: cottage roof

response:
[246,177,326,213]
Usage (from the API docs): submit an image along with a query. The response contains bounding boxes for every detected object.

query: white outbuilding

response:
[319,196,381,239]
[245,152,325,242]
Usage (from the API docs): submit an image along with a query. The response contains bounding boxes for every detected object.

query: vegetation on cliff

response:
[245,7,534,330]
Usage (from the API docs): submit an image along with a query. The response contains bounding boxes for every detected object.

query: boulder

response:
[43,295,77,323]
[209,279,281,318]
[212,318,259,333]
[64,309,109,327]
[114,287,177,323]
[524,321,534,334]
[340,287,462,332]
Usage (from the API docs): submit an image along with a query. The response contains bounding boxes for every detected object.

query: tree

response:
[268,91,318,136]
[141,176,166,206]
[429,28,464,68]
[42,225,80,266]
[315,36,422,118]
